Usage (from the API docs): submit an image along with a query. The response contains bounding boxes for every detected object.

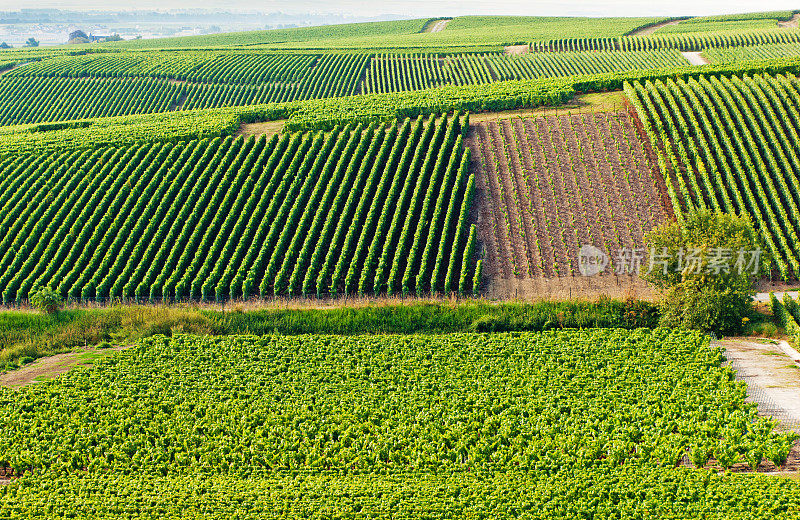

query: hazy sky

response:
[2,0,798,18]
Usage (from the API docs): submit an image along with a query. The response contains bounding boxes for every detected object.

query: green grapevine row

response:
[0,117,475,303]
[626,72,800,278]
[536,27,800,52]
[9,52,355,86]
[704,42,800,63]
[0,76,184,126]
[0,54,370,124]
[360,50,686,94]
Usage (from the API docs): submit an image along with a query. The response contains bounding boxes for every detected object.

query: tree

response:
[67,30,89,44]
[105,33,123,42]
[0,42,10,49]
[25,37,39,47]
[643,210,767,335]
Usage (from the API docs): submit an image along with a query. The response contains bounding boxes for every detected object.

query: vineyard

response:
[0,115,476,303]
[467,111,667,289]
[361,49,687,94]
[704,42,800,63]
[626,72,800,279]
[3,9,800,519]
[536,28,800,52]
[1,23,800,126]
[1,330,798,516]
[0,50,691,123]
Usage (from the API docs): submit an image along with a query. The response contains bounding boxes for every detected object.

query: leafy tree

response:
[643,210,767,335]
[25,37,39,47]
[67,30,89,44]
[0,42,10,49]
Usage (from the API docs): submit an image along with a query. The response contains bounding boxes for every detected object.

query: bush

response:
[30,286,63,314]
[644,210,766,335]
[20,356,34,365]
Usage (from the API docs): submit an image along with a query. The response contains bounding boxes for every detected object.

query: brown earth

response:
[467,110,667,298]
[236,120,285,138]
[778,14,800,28]
[504,45,530,56]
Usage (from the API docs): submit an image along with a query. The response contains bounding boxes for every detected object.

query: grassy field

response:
[0,298,658,369]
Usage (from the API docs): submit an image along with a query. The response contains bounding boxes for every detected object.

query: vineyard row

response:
[626,72,800,279]
[0,115,477,303]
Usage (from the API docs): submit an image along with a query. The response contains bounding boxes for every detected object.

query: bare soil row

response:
[467,111,668,287]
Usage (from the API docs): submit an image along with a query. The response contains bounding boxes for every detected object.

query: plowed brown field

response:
[467,111,669,298]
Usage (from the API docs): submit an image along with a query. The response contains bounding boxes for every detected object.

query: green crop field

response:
[626,72,800,278]
[704,42,800,63]
[2,329,798,517]
[2,9,800,518]
[0,116,476,303]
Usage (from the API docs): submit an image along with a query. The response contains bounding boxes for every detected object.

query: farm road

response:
[718,338,800,433]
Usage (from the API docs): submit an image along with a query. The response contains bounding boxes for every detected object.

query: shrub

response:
[30,286,63,314]
[644,210,766,335]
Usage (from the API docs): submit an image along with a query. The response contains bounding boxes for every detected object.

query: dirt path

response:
[754,291,799,303]
[236,120,285,138]
[627,19,682,37]
[778,14,800,28]
[681,51,709,66]
[504,45,530,56]
[0,345,128,390]
[718,338,800,433]
[422,19,449,33]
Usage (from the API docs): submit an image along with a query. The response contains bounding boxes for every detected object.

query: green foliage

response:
[29,286,62,314]
[0,299,655,366]
[628,71,800,280]
[2,466,796,519]
[0,329,787,477]
[683,10,796,24]
[0,122,472,304]
[771,292,800,345]
[705,43,800,64]
[0,329,797,515]
[643,211,764,335]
